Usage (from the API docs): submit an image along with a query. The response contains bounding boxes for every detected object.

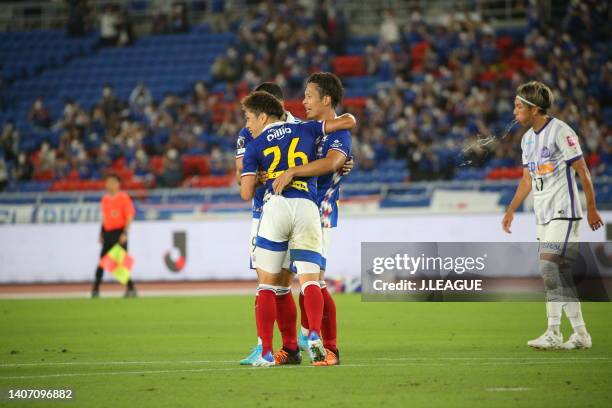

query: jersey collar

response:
[262,121,285,133]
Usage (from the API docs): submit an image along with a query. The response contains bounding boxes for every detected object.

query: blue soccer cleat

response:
[252,351,275,367]
[239,344,262,365]
[307,331,327,364]
[298,332,309,352]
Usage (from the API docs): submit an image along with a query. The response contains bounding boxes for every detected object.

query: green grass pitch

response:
[1,295,611,407]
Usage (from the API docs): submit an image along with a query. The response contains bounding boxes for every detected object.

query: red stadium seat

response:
[182,155,209,177]
[284,100,306,119]
[332,56,366,77]
[150,156,164,174]
[194,175,233,188]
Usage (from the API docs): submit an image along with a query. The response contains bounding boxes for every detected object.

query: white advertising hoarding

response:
[0,211,610,283]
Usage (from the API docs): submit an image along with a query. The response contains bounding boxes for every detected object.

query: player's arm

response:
[502,168,532,233]
[571,158,603,230]
[272,151,346,194]
[323,113,356,134]
[240,174,256,201]
[240,144,258,201]
[235,157,243,186]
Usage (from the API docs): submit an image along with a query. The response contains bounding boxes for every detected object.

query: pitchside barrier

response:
[0,211,610,284]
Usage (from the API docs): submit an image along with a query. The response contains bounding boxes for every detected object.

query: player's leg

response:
[319,227,339,365]
[560,221,592,349]
[250,196,292,366]
[239,217,264,365]
[290,198,326,364]
[528,221,563,349]
[273,264,301,365]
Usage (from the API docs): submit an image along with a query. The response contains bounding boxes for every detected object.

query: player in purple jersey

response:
[272,73,351,365]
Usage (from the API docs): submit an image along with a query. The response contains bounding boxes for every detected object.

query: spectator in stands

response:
[132,148,154,186]
[97,85,125,120]
[157,148,183,187]
[116,9,135,47]
[0,158,7,191]
[66,0,90,37]
[379,10,400,44]
[129,83,152,114]
[208,144,230,176]
[169,1,190,33]
[14,153,33,181]
[151,9,169,34]
[211,47,240,82]
[28,97,52,129]
[98,4,119,47]
[0,120,18,163]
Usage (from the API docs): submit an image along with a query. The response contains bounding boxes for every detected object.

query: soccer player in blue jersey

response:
[239,91,356,366]
[272,72,351,365]
[235,83,302,365]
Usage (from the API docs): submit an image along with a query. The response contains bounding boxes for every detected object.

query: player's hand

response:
[341,157,354,176]
[587,208,604,231]
[502,211,513,234]
[272,169,295,195]
[256,171,268,185]
[119,233,128,244]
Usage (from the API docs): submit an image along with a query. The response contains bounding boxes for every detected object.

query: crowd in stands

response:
[0,0,610,192]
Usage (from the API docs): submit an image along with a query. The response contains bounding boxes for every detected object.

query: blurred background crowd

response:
[0,0,609,193]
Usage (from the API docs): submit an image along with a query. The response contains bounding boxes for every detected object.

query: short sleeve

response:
[235,127,251,158]
[521,136,528,167]
[555,126,583,164]
[241,142,258,177]
[325,130,352,157]
[123,193,136,218]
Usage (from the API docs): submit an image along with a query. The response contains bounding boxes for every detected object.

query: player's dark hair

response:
[254,82,284,101]
[307,72,344,108]
[517,81,554,114]
[241,91,284,119]
[104,172,121,182]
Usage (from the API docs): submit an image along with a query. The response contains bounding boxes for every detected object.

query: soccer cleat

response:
[239,345,262,365]
[251,351,276,367]
[273,347,302,365]
[298,332,309,352]
[91,289,99,298]
[307,332,327,363]
[561,333,592,350]
[527,330,563,350]
[312,348,340,366]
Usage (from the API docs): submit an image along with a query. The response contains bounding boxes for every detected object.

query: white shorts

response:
[250,217,289,270]
[253,196,322,275]
[536,219,580,258]
[321,227,332,271]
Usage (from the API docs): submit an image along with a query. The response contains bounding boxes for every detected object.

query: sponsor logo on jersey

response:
[566,135,576,147]
[266,126,292,142]
[331,139,342,148]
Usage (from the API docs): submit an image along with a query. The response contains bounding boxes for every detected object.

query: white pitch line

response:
[0,360,236,368]
[376,356,612,361]
[1,356,610,368]
[1,359,610,380]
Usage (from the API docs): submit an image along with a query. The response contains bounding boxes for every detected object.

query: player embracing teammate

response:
[273,73,352,365]
[239,83,355,366]
[502,81,603,350]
